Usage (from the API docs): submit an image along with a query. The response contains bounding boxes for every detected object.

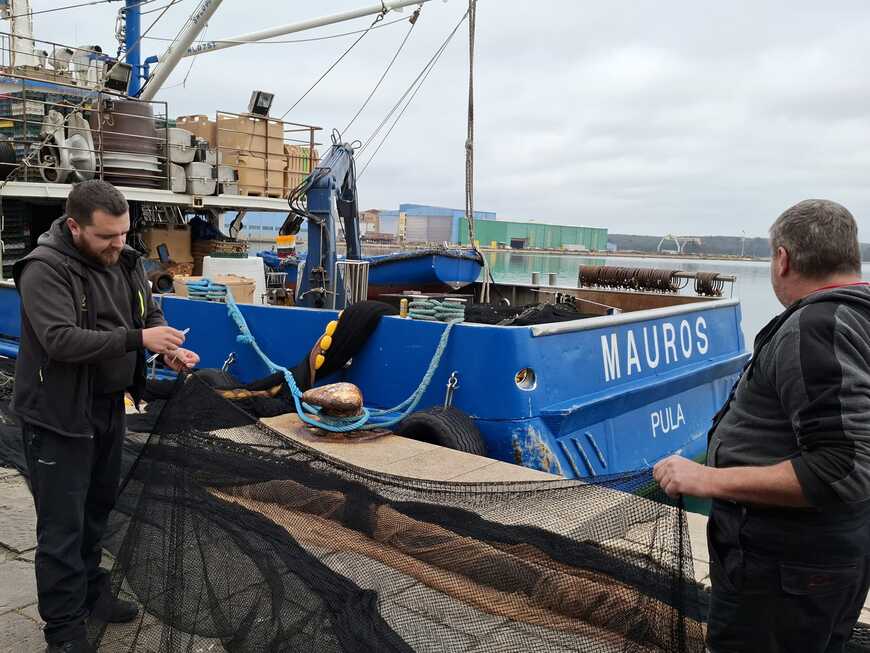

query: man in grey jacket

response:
[654,199,870,653]
[12,180,199,653]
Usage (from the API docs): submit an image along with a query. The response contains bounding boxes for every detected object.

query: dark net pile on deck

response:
[81,372,703,653]
[4,360,870,651]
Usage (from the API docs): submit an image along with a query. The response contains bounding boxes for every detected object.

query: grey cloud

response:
[30,0,870,238]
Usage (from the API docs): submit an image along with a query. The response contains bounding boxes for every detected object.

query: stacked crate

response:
[283,144,319,195]
[177,113,321,198]
[177,113,285,198]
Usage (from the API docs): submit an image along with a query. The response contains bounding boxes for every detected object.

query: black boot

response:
[88,594,139,623]
[45,638,93,653]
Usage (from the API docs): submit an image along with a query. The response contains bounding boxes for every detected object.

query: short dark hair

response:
[66,180,129,225]
[769,199,861,278]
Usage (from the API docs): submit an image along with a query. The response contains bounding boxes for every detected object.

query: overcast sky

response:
[29,0,870,237]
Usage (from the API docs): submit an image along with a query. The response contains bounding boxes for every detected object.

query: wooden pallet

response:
[238,188,284,199]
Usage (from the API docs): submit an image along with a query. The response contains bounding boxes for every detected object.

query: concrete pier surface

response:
[4,423,870,649]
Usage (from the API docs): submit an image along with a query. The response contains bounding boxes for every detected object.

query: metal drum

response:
[90,99,164,188]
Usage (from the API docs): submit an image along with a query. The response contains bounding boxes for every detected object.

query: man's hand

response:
[142,326,185,355]
[164,347,200,372]
[653,455,716,499]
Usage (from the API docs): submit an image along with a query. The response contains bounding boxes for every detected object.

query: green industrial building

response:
[459,219,608,251]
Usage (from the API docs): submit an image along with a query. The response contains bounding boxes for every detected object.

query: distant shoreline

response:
[476,247,770,263]
[353,241,772,263]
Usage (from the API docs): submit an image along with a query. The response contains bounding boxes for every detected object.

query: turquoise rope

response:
[219,285,460,432]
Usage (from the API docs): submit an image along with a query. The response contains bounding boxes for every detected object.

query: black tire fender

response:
[395,407,486,456]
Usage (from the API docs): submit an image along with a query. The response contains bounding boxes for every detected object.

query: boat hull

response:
[365,250,483,294]
[260,249,484,300]
[0,282,748,478]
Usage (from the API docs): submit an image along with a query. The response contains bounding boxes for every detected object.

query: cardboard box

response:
[176,115,216,145]
[237,156,284,196]
[216,115,284,165]
[284,169,306,195]
[284,144,319,174]
[172,274,255,304]
[141,225,192,263]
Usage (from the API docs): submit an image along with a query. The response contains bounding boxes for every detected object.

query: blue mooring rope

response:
[212,280,460,432]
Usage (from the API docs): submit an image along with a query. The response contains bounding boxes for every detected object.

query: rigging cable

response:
[140,0,185,15]
[278,10,388,121]
[342,7,420,136]
[465,0,476,247]
[4,0,157,20]
[159,20,207,90]
[141,15,408,44]
[465,0,489,302]
[357,8,468,177]
[358,8,468,158]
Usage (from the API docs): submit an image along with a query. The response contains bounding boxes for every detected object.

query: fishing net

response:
[3,356,866,651]
[84,371,705,652]
[464,302,595,326]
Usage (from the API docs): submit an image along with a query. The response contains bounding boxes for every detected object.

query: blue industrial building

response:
[378,203,496,244]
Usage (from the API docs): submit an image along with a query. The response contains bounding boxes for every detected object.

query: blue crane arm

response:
[292,142,362,308]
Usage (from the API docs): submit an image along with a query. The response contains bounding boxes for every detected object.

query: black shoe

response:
[45,639,93,653]
[89,595,139,624]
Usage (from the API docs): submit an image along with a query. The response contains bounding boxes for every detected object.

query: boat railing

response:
[0,72,171,189]
[208,110,322,198]
[0,33,324,201]
[0,32,127,90]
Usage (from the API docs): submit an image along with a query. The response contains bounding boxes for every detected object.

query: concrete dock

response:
[3,419,870,649]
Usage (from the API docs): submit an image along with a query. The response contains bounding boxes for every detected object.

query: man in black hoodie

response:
[654,199,870,652]
[12,180,199,653]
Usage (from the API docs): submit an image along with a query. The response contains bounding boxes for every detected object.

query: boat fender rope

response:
[221,288,460,432]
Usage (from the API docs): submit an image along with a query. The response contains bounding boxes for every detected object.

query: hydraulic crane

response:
[280,139,362,309]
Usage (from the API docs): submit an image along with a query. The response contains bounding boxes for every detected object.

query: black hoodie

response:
[11,216,165,437]
[708,284,870,508]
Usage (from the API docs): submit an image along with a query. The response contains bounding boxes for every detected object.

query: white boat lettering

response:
[651,402,686,438]
[625,330,642,376]
[601,316,710,382]
[602,333,621,382]
[643,325,660,369]
[679,320,693,358]
[696,316,709,354]
[662,322,677,364]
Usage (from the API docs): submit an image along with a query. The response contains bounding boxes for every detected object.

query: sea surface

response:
[485,251,870,346]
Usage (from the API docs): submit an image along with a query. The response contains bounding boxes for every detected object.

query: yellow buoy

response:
[325,320,338,336]
[315,354,326,370]
[320,335,333,350]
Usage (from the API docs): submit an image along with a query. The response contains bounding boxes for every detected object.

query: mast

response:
[137,0,223,100]
[124,0,142,95]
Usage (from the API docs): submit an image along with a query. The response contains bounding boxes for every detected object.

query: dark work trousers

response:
[22,393,125,645]
[707,499,870,653]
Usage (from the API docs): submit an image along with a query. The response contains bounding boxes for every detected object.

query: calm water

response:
[486,251,870,346]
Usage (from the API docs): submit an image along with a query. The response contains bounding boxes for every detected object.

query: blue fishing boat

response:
[0,1,750,480]
[258,248,483,298]
[365,248,483,296]
[0,273,748,477]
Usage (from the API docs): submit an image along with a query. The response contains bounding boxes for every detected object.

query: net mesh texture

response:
[92,373,703,652]
[2,357,870,652]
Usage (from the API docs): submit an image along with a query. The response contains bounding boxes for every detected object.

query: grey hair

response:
[769,199,861,278]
